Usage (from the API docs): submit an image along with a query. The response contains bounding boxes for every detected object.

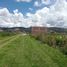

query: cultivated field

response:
[0,33,67,67]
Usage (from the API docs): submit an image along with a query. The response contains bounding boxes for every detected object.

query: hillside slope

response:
[0,34,67,67]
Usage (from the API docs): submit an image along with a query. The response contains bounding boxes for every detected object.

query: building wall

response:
[31,27,47,36]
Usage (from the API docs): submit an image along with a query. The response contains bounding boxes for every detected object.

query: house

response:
[31,27,47,36]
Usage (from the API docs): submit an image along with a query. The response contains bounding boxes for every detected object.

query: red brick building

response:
[31,27,47,36]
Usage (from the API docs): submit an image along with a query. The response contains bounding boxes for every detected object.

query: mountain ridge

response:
[0,27,67,33]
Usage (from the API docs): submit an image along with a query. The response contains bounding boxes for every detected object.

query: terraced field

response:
[0,34,67,67]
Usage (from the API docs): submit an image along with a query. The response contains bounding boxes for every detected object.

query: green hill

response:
[0,34,67,67]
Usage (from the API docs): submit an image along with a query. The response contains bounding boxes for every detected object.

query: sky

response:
[0,0,67,28]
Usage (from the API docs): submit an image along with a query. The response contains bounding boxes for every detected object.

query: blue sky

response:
[0,0,35,14]
[0,0,41,14]
[0,0,54,14]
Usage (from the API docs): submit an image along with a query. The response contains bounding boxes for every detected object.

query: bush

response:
[32,33,67,55]
[0,32,16,37]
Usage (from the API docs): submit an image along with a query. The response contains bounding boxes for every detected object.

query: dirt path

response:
[0,35,21,49]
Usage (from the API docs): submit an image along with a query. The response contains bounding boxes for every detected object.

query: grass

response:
[0,34,67,67]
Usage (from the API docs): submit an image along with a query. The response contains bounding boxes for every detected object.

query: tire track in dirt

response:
[0,35,21,49]
[0,36,17,45]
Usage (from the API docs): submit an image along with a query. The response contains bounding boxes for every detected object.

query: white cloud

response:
[41,0,51,5]
[0,8,10,17]
[34,0,52,7]
[29,8,33,11]
[0,8,33,28]
[28,0,67,28]
[16,0,31,2]
[34,1,40,7]
[0,0,67,28]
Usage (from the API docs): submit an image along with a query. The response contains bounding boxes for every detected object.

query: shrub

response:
[0,32,16,37]
[31,33,67,55]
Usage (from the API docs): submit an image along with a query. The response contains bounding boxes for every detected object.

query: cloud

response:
[41,0,51,5]
[0,8,31,27]
[34,0,52,7]
[34,1,41,7]
[29,8,33,11]
[0,0,67,28]
[28,0,67,28]
[16,0,31,2]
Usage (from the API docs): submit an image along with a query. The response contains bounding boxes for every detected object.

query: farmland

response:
[0,33,67,67]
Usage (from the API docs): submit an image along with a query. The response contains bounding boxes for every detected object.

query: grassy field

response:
[0,34,67,67]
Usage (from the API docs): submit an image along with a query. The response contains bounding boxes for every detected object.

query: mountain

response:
[47,27,67,33]
[0,27,67,34]
[0,27,31,33]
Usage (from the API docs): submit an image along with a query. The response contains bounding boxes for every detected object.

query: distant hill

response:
[47,27,67,33]
[0,27,31,33]
[0,27,67,34]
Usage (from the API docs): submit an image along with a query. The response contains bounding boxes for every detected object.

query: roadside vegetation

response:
[0,32,16,37]
[32,33,67,55]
